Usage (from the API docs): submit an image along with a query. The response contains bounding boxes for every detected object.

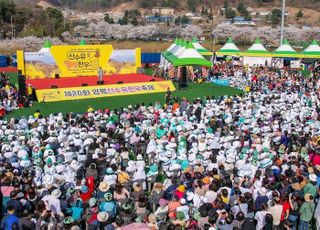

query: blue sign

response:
[211,79,230,86]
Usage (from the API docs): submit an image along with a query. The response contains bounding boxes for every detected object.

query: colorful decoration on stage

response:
[17,44,141,79]
[36,81,176,102]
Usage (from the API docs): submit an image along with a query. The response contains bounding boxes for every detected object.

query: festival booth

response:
[216,38,241,57]
[301,40,320,58]
[272,39,300,68]
[161,39,212,83]
[191,38,213,59]
[160,38,179,70]
[300,40,320,70]
[215,38,242,65]
[17,40,175,102]
[243,38,272,67]
[172,41,212,67]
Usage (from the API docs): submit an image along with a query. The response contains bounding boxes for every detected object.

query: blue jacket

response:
[99,201,116,217]
[1,214,19,230]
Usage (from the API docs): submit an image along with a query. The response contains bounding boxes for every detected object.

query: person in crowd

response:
[0,64,318,229]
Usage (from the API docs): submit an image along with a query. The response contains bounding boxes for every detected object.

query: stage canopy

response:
[39,39,52,53]
[216,38,240,56]
[80,38,87,45]
[192,38,212,56]
[273,39,300,58]
[301,40,320,59]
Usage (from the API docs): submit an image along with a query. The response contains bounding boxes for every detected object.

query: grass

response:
[7,83,242,118]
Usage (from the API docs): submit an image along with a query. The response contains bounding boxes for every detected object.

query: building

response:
[231,16,256,26]
[151,7,174,16]
[145,15,174,23]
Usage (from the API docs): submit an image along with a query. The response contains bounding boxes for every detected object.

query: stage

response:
[26,74,163,90]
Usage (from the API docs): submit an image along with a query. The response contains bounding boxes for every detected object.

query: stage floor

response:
[26,74,163,90]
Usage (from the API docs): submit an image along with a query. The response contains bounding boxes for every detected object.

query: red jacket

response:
[80,176,95,203]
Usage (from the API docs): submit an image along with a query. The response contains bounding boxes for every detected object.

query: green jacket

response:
[303,183,317,197]
[299,201,315,222]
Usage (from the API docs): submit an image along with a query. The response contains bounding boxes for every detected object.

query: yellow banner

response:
[50,45,113,77]
[36,81,175,102]
[18,45,142,79]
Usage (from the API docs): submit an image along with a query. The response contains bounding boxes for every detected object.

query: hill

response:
[13,0,320,12]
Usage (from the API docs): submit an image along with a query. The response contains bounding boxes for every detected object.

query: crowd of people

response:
[1,64,320,230]
[0,72,33,117]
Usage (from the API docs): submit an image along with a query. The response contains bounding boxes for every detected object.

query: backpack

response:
[241,217,256,230]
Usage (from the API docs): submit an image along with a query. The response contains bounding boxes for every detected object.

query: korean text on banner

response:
[36,81,176,102]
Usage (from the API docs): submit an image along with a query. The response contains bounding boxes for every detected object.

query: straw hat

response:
[154,183,163,191]
[202,176,211,184]
[97,212,109,222]
[98,181,110,192]
[308,167,314,174]
[148,214,156,224]
[304,193,313,202]
[133,182,142,192]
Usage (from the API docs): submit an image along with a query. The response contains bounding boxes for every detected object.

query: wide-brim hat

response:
[89,198,97,207]
[154,183,163,191]
[259,187,267,196]
[99,181,110,192]
[202,176,211,184]
[104,192,113,201]
[51,189,61,199]
[148,214,156,224]
[27,193,37,202]
[80,185,89,193]
[133,182,142,192]
[176,211,185,221]
[64,216,75,225]
[177,185,186,193]
[309,174,317,182]
[304,193,313,202]
[97,211,109,222]
[159,198,167,206]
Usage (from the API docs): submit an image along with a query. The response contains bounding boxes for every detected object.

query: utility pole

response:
[280,0,286,45]
[11,14,14,38]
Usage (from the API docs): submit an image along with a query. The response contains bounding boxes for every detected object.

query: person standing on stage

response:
[98,67,104,82]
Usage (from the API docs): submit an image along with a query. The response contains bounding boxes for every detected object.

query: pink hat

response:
[159,198,167,206]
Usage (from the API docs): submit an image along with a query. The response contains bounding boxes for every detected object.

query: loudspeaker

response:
[55,74,60,79]
[81,83,88,86]
[117,81,124,84]
[150,79,155,82]
[97,80,104,85]
[18,74,26,96]
[137,67,145,74]
[51,85,58,89]
[179,67,188,89]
